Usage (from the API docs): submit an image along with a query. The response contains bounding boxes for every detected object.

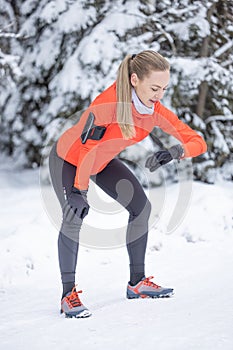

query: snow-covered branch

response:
[214,40,233,58]
[0,49,22,79]
[0,31,23,39]
[205,115,233,124]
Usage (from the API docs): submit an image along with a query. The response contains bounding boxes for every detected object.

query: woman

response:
[49,50,207,318]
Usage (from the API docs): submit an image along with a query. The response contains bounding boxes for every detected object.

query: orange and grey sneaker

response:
[61,286,91,318]
[127,276,174,299]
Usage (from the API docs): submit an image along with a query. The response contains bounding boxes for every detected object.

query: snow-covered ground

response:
[0,163,233,350]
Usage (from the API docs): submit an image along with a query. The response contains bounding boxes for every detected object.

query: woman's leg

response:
[92,158,151,285]
[49,143,151,294]
[49,144,81,297]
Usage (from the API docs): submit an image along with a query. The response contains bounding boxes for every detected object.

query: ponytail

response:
[116,55,135,139]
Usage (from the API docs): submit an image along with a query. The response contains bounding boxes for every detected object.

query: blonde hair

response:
[116,50,170,139]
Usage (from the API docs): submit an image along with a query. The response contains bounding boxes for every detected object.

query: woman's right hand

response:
[63,187,90,221]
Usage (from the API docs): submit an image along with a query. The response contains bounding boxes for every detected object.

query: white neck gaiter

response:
[132,88,154,115]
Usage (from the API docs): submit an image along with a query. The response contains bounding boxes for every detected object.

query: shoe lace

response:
[66,286,83,308]
[143,276,161,288]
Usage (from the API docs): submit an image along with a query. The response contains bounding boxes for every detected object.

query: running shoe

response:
[127,276,174,299]
[61,286,91,318]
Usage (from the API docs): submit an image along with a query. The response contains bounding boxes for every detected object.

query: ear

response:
[130,73,138,87]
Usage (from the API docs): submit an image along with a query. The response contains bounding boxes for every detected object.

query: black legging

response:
[49,143,151,292]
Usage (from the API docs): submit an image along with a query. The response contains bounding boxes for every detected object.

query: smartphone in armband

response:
[81,112,95,144]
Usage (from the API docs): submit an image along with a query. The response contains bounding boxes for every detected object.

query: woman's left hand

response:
[145,144,184,172]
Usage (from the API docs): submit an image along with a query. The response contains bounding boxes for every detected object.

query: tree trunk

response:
[196,3,216,119]
[196,81,209,118]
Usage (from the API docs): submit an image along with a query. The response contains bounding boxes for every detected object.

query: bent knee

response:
[128,197,152,220]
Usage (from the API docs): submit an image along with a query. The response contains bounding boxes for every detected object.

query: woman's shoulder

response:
[88,82,117,125]
[91,81,117,106]
[154,101,177,119]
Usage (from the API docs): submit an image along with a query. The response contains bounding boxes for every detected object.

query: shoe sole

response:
[127,291,174,299]
[61,309,92,318]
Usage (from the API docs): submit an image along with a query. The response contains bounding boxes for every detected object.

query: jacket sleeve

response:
[74,140,97,190]
[155,103,207,157]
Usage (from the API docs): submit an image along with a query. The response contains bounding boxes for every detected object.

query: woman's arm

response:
[155,102,207,158]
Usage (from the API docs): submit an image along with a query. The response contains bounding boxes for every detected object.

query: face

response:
[130,70,170,107]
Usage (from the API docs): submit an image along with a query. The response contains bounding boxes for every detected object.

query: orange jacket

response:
[57,82,207,190]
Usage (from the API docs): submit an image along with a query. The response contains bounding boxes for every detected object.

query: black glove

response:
[63,187,90,221]
[145,144,184,172]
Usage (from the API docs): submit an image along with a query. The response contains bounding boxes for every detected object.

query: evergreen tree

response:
[0,0,232,183]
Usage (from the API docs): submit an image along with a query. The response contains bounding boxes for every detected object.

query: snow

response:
[2,0,233,181]
[47,2,146,108]
[0,161,233,349]
[39,0,67,24]
[0,50,22,78]
[214,40,233,58]
[166,6,210,41]
[1,2,233,343]
[211,121,230,154]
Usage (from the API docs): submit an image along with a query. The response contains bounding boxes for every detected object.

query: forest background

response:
[1,0,233,185]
